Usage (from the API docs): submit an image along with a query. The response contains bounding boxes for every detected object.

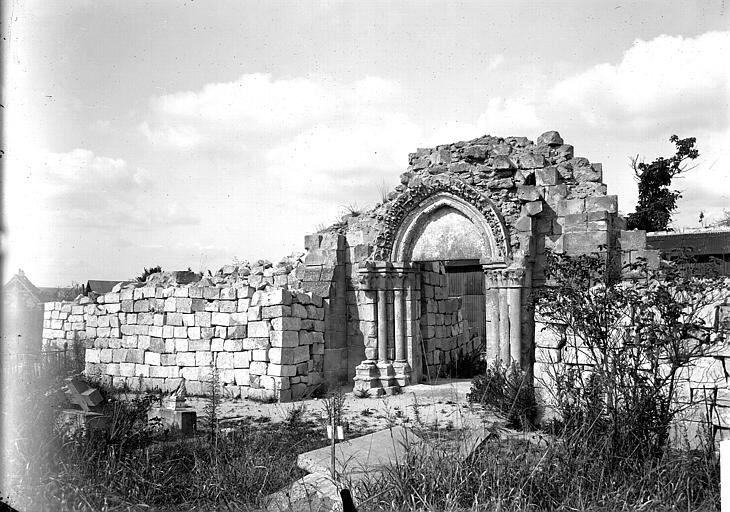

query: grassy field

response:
[2,369,721,511]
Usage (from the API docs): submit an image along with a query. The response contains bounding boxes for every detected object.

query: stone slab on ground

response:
[297,425,422,477]
[265,472,341,512]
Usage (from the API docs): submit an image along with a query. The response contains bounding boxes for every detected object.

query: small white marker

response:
[327,425,345,440]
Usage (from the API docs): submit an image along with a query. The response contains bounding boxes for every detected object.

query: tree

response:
[626,135,699,232]
[533,250,724,461]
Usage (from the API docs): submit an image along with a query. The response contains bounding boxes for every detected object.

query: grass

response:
[352,432,719,511]
[6,375,331,512]
[5,366,721,511]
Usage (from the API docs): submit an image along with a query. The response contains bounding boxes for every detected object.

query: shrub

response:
[533,250,725,461]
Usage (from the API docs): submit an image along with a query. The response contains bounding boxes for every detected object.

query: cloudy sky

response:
[3,0,729,287]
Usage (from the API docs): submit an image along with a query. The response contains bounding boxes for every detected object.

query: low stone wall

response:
[43,285,325,402]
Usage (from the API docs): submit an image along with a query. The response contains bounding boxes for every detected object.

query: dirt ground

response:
[185,378,498,433]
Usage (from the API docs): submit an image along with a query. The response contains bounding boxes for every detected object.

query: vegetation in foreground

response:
[4,374,329,512]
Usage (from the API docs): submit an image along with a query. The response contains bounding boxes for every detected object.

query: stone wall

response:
[43,284,325,402]
[418,262,474,377]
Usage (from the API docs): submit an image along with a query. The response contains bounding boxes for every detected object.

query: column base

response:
[377,361,397,388]
[354,361,382,395]
[392,361,411,387]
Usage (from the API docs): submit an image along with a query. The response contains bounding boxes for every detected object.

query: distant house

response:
[85,280,133,295]
[2,271,133,353]
[1,270,70,353]
[647,228,730,276]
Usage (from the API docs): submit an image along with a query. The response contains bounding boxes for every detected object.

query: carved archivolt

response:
[373,177,511,263]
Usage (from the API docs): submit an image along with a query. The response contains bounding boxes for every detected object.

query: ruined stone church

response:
[44,131,657,401]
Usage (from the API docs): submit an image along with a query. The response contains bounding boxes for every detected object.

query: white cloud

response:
[7,148,198,230]
[474,31,730,139]
[140,73,405,151]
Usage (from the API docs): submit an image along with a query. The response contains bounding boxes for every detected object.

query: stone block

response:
[585,195,618,214]
[519,153,546,169]
[189,339,211,351]
[234,352,251,368]
[175,298,192,313]
[247,306,262,321]
[217,352,234,369]
[145,352,161,366]
[574,163,603,182]
[227,325,248,339]
[620,230,647,251]
[557,198,585,216]
[219,301,237,313]
[176,352,196,366]
[242,337,270,350]
[516,185,541,202]
[250,361,268,375]
[524,201,543,216]
[248,321,271,338]
[260,289,292,307]
[262,305,292,318]
[535,166,560,186]
[271,317,301,331]
[230,312,247,325]
[160,353,177,366]
[563,213,587,232]
[120,362,136,377]
[563,231,610,255]
[493,155,516,169]
[223,339,243,352]
[270,331,299,348]
[203,287,220,300]
[252,349,269,362]
[234,369,251,386]
[267,363,297,377]
[195,312,211,327]
[196,351,213,366]
[211,312,231,326]
[166,312,183,326]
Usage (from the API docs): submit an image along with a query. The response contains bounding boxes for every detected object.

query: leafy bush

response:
[468,360,540,431]
[533,250,725,461]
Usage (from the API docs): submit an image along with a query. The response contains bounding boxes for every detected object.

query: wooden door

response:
[445,263,485,341]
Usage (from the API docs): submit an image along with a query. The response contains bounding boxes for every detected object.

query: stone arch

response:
[391,192,506,263]
[373,177,511,263]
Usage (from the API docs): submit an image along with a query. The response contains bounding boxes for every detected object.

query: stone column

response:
[484,266,527,367]
[377,289,388,363]
[392,270,411,386]
[394,288,405,361]
[353,266,382,395]
[499,284,511,363]
[483,268,502,362]
[506,269,526,365]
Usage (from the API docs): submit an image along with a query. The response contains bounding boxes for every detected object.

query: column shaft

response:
[499,287,511,363]
[508,286,522,364]
[377,289,388,363]
[394,289,405,362]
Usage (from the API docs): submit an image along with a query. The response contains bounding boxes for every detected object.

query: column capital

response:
[484,266,526,288]
[357,261,418,290]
